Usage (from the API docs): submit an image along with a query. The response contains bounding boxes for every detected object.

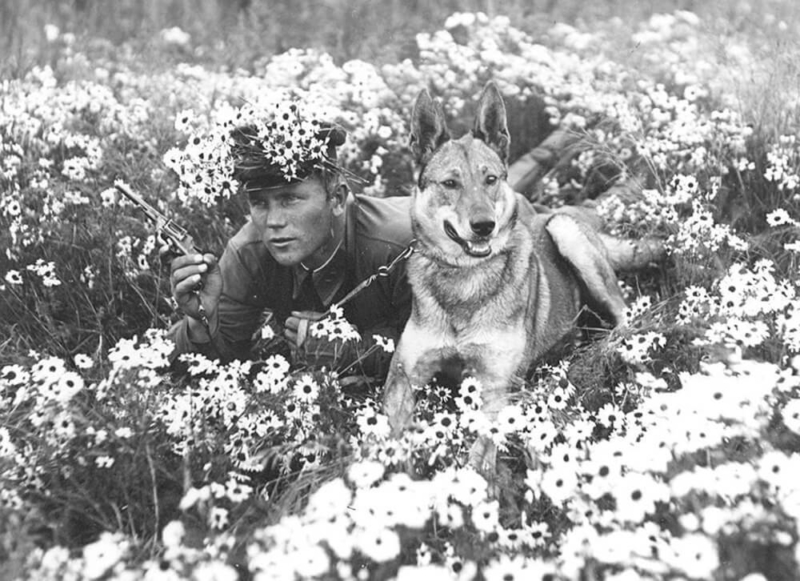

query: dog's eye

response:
[441,179,458,189]
[485,175,498,185]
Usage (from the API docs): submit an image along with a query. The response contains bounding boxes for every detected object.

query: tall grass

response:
[3,0,798,73]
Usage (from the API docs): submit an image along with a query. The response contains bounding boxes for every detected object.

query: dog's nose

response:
[470,219,495,237]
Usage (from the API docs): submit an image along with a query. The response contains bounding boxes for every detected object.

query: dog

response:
[382,81,663,473]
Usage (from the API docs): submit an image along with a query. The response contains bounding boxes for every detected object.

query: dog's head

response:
[409,82,518,265]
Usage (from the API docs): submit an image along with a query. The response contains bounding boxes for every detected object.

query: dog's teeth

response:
[466,241,492,257]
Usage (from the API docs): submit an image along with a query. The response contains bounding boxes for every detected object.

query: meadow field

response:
[4,1,800,579]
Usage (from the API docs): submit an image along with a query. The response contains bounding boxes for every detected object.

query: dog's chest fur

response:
[406,221,537,370]
[415,264,526,340]
[411,231,528,324]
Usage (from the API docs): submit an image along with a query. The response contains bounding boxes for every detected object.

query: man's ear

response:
[409,88,450,166]
[473,81,510,165]
[329,183,348,217]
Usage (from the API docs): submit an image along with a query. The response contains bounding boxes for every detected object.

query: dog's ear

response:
[410,88,450,166]
[473,81,510,165]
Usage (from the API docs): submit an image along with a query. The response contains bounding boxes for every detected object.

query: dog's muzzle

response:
[444,220,492,258]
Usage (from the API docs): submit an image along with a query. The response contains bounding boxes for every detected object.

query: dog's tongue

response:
[464,240,492,257]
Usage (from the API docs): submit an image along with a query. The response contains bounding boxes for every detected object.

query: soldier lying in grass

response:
[164,108,414,381]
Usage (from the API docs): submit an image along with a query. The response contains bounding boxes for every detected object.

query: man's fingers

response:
[170,253,207,268]
[172,267,205,293]
[296,318,309,347]
[290,310,326,322]
[165,251,221,323]
[171,256,209,285]
[285,315,300,332]
[172,260,207,278]
[174,274,204,298]
[284,328,298,348]
[202,253,218,268]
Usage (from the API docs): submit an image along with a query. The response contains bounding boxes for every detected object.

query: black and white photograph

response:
[2,1,800,579]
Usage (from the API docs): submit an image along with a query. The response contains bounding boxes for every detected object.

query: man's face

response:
[248,175,339,267]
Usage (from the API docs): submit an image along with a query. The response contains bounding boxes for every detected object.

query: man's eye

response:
[485,175,498,185]
[441,179,458,189]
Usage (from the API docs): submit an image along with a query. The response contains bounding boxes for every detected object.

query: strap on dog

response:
[330,240,416,313]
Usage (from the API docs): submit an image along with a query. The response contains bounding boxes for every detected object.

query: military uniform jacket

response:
[169,194,413,373]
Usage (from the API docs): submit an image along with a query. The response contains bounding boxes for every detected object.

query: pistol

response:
[114,180,203,256]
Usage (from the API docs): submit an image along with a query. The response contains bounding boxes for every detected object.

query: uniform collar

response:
[291,198,354,308]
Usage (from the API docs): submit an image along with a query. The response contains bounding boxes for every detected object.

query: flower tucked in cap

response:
[163,91,347,206]
[232,118,347,192]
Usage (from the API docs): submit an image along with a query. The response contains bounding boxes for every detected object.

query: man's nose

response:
[265,208,288,229]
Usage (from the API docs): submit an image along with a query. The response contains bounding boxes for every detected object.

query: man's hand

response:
[163,246,223,330]
[284,310,326,350]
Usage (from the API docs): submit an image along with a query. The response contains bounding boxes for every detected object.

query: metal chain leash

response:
[329,240,416,313]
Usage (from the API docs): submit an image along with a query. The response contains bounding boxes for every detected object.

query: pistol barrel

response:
[113,180,202,256]
[114,180,161,223]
